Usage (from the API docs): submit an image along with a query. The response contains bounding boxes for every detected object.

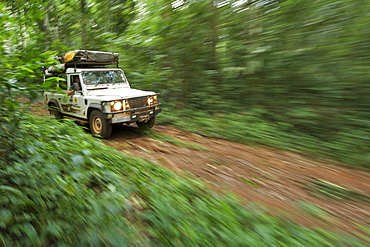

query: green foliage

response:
[308,179,370,202]
[3,0,135,52]
[352,224,370,243]
[0,117,142,246]
[296,202,331,222]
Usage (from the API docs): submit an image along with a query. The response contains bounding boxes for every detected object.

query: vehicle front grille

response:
[128,97,147,109]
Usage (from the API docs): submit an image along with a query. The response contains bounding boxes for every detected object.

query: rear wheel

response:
[89,110,112,138]
[137,117,155,130]
[49,103,63,119]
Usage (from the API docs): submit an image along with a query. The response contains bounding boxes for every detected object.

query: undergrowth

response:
[308,179,370,202]
[0,114,367,246]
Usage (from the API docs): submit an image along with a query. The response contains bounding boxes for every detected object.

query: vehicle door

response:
[46,74,69,114]
[66,74,85,117]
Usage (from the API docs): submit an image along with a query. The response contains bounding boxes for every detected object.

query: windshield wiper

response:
[95,81,104,86]
[112,80,125,85]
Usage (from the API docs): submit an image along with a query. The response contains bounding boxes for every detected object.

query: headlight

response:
[114,101,122,111]
[147,95,158,106]
[110,101,123,111]
[147,97,154,105]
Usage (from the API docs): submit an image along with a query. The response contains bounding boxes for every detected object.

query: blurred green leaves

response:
[0,117,140,246]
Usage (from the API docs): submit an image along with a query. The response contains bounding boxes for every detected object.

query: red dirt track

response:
[106,125,370,240]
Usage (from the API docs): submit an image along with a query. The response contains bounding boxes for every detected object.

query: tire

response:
[89,110,112,138]
[49,103,63,119]
[137,117,155,130]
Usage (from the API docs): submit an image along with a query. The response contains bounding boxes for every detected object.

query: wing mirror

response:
[72,82,79,91]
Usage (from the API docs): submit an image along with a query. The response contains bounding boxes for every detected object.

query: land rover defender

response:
[43,50,161,138]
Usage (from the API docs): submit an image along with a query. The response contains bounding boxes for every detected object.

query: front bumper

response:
[109,106,161,124]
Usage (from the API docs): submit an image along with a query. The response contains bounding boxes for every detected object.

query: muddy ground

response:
[106,124,370,240]
[32,104,370,240]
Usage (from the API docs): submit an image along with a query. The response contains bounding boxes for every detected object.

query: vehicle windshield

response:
[81,70,129,87]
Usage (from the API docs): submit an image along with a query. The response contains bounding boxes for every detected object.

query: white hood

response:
[87,88,155,100]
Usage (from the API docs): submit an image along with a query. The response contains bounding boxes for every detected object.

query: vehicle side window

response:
[70,75,81,90]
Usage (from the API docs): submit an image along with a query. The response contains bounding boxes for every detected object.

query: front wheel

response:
[89,110,112,138]
[49,103,63,119]
[137,117,155,130]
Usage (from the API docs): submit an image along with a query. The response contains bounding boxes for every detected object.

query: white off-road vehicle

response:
[43,50,161,138]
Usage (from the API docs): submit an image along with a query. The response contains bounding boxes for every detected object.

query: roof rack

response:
[65,61,119,68]
[59,50,119,68]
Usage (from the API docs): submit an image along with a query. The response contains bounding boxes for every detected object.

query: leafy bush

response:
[0,117,142,246]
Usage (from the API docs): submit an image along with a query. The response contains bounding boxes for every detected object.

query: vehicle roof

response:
[65,67,122,73]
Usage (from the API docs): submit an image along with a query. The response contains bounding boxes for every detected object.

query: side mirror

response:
[72,82,79,91]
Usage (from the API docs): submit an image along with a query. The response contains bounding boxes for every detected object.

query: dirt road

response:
[105,124,370,240]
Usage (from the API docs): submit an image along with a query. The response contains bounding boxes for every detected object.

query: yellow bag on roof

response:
[63,51,76,63]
